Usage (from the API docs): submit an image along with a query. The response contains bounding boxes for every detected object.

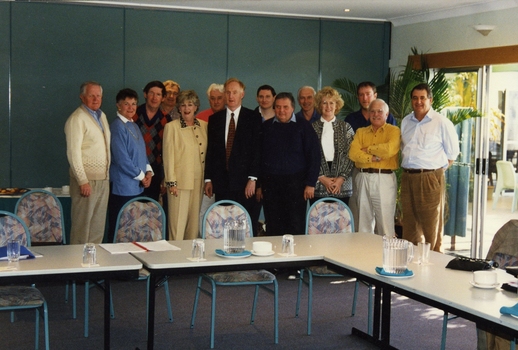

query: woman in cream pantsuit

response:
[163,90,207,240]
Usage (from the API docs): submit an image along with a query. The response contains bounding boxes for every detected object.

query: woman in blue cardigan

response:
[108,88,153,242]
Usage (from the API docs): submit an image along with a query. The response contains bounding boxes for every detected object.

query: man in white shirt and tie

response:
[204,78,262,216]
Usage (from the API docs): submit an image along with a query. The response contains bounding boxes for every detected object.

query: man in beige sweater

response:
[65,81,111,244]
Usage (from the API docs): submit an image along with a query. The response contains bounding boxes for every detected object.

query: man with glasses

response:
[346,81,397,228]
[349,99,399,237]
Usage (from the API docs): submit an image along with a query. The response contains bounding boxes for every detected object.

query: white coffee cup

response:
[253,241,272,254]
[43,187,53,193]
[62,185,70,194]
[473,270,497,286]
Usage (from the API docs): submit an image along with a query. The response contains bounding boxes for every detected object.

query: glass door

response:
[443,64,518,258]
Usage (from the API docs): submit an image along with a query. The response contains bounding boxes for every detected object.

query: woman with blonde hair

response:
[311,86,354,205]
[163,90,207,240]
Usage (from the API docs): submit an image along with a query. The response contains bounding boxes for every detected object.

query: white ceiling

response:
[66,0,518,26]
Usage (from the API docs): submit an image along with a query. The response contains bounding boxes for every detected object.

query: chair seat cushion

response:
[206,269,276,283]
[0,286,45,307]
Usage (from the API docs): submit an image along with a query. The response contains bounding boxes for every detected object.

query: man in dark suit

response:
[204,78,262,215]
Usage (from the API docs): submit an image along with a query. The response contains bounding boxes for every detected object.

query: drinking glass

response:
[282,234,295,255]
[417,242,431,265]
[82,243,97,266]
[7,239,21,263]
[192,239,205,261]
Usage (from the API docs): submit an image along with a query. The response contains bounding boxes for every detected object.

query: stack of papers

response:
[99,240,181,254]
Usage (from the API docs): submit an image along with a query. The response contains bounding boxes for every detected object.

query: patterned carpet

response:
[0,271,476,349]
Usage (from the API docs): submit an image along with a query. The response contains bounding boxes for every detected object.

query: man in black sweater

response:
[261,92,321,236]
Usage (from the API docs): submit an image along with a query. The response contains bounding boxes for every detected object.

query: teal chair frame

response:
[0,210,49,350]
[296,197,373,335]
[112,196,173,327]
[190,200,278,348]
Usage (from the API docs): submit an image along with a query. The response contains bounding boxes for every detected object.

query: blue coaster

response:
[215,249,251,257]
[375,266,414,277]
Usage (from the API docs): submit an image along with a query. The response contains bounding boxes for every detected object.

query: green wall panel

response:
[0,3,10,187]
[10,3,124,187]
[321,20,391,90]
[228,15,320,108]
[1,3,390,188]
[124,9,228,111]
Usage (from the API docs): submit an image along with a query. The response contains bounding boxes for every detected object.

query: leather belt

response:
[403,168,438,174]
[358,168,393,174]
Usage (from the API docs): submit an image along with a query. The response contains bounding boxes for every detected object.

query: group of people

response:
[64,78,459,253]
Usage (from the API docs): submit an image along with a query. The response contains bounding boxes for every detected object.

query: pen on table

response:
[132,242,149,251]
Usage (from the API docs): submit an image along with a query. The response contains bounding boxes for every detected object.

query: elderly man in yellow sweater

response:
[349,99,400,236]
[65,81,111,244]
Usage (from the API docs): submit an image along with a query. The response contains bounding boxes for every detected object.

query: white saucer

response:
[470,281,499,289]
[251,250,275,257]
[511,314,518,319]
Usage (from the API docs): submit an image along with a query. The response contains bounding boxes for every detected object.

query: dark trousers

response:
[142,163,168,221]
[262,172,307,236]
[108,192,139,243]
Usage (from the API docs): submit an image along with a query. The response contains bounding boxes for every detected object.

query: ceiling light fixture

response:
[473,24,495,36]
[344,9,350,13]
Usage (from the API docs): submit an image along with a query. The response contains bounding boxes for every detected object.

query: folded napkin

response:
[215,249,251,257]
[500,303,518,316]
[0,245,36,261]
[375,266,414,277]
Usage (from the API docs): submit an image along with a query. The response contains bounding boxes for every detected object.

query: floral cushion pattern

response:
[204,204,251,239]
[206,269,276,283]
[307,201,352,235]
[0,286,45,307]
[0,215,28,246]
[115,201,164,242]
[16,192,64,243]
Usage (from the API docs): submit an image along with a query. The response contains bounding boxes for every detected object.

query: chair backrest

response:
[0,210,31,247]
[496,160,516,189]
[486,219,518,268]
[306,198,354,235]
[113,197,165,243]
[202,200,253,239]
[15,189,65,244]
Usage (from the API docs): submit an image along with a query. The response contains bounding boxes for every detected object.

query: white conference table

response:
[132,233,518,350]
[323,233,518,348]
[0,244,142,350]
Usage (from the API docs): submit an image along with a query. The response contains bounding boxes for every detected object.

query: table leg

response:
[373,284,382,339]
[104,279,111,350]
[147,273,156,350]
[381,286,391,345]
[351,283,397,350]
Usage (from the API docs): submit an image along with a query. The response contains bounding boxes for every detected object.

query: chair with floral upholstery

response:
[112,197,172,326]
[15,189,65,245]
[190,200,278,349]
[14,190,79,323]
[0,210,49,350]
[296,197,372,335]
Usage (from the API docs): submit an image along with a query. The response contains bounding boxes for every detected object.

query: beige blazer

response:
[163,119,208,190]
